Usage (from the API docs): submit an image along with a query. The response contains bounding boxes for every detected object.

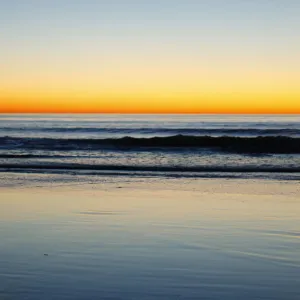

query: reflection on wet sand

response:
[0,177,300,299]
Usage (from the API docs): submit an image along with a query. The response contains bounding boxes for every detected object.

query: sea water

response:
[0,114,299,181]
[0,114,300,299]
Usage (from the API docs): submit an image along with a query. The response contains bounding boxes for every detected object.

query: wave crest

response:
[1,135,300,154]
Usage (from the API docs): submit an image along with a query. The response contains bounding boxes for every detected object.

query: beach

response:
[2,0,300,297]
[1,174,300,299]
[1,113,299,299]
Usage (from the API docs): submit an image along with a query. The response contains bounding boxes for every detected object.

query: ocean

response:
[0,114,300,300]
[0,114,299,182]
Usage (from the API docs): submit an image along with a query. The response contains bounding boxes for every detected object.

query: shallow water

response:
[0,176,299,299]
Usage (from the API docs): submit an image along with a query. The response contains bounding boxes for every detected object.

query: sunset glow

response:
[1,1,299,114]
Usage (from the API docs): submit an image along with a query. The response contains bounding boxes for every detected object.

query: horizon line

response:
[1,112,299,115]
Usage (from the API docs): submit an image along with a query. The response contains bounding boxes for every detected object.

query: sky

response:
[1,0,299,113]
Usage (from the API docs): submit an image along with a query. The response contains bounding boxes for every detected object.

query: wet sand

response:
[0,176,300,299]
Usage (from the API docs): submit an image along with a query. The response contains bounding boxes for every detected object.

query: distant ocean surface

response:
[0,114,299,180]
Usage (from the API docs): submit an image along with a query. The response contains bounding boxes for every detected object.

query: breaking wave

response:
[1,135,300,154]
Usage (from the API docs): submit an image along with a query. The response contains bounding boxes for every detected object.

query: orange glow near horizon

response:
[1,66,299,114]
[1,89,299,114]
[1,53,299,114]
[2,98,299,114]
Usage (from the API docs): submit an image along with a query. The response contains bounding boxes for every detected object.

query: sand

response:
[0,176,300,299]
